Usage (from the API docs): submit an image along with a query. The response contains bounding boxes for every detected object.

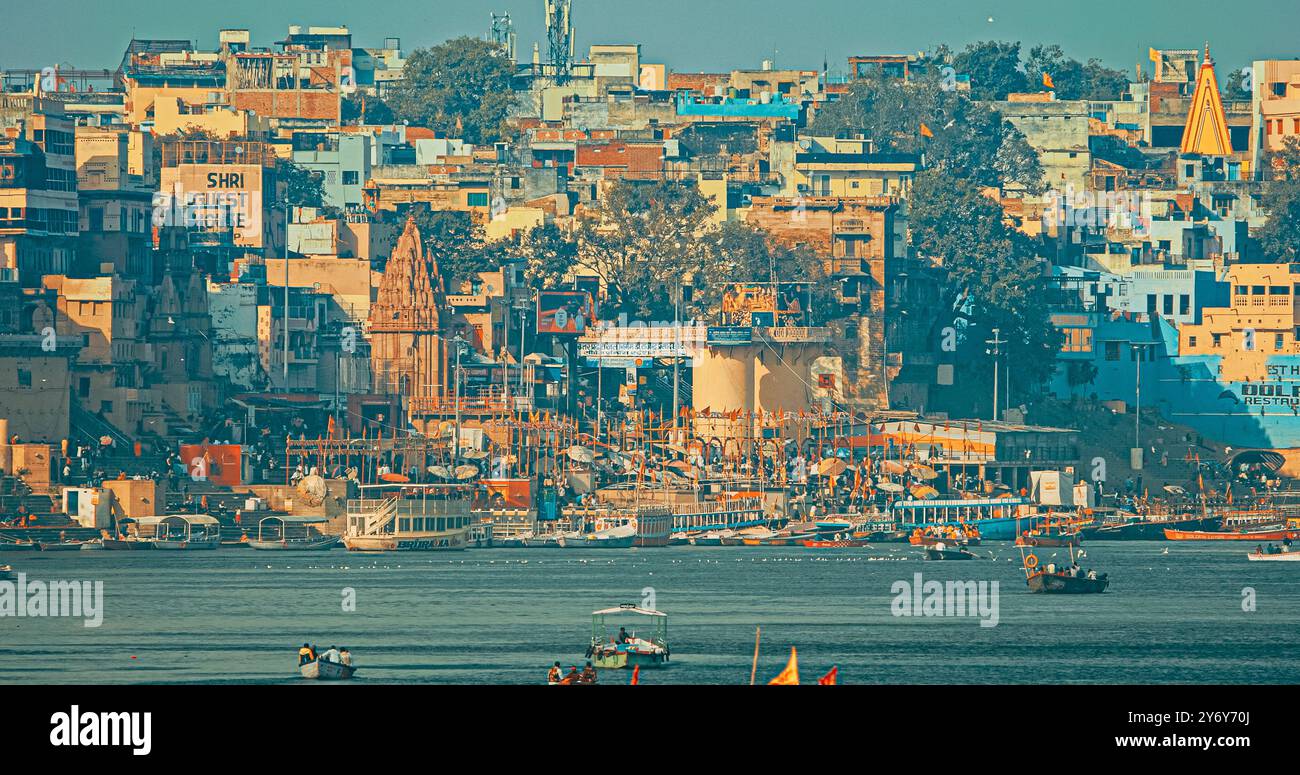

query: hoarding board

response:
[537,290,592,335]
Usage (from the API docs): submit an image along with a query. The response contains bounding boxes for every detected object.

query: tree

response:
[341,93,394,125]
[514,222,579,291]
[386,37,516,144]
[950,41,1027,101]
[1023,44,1129,100]
[810,70,1043,191]
[576,179,718,319]
[1224,66,1254,100]
[1258,136,1300,263]
[276,159,326,209]
[695,222,832,317]
[906,169,1061,405]
[408,208,496,290]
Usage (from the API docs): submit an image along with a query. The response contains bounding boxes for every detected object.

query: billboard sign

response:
[537,290,592,335]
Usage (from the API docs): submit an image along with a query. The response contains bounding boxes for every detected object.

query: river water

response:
[2,542,1297,684]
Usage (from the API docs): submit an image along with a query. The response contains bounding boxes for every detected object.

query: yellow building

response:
[784,137,919,198]
[1178,264,1300,381]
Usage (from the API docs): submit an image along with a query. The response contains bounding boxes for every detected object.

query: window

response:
[17,369,31,387]
[1146,294,1157,314]
[1276,333,1285,350]
[467,192,489,207]
[1162,295,1173,315]
[1179,294,1190,315]
[1104,341,1120,361]
[342,170,359,185]
[1188,336,1197,348]
[1212,333,1223,348]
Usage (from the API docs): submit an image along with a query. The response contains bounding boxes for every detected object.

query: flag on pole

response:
[768,647,799,685]
[817,666,838,685]
[919,122,934,138]
[1042,72,1055,89]
[327,415,337,440]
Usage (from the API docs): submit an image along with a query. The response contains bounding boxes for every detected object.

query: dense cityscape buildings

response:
[3,1,1300,702]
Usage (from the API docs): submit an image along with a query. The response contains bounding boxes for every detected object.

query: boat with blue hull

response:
[892,497,1030,540]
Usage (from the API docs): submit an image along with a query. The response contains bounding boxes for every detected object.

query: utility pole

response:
[283,202,290,388]
[986,328,1005,422]
[452,336,465,469]
[672,280,680,443]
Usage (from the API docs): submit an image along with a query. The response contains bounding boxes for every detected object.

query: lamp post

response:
[451,335,468,469]
[986,328,1005,422]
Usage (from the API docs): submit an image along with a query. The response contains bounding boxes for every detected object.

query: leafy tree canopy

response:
[386,37,516,144]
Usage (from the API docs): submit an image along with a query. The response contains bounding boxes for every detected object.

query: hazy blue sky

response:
[2,0,1296,74]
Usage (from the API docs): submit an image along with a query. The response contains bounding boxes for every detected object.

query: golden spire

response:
[1180,46,1232,156]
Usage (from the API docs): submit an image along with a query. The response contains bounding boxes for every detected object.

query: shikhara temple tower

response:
[368,215,448,430]
[1181,45,1233,157]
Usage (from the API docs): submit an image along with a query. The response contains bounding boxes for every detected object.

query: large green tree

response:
[948,40,1028,101]
[386,37,516,144]
[1022,44,1129,100]
[1258,136,1300,263]
[906,169,1061,404]
[576,179,719,320]
[811,69,1043,191]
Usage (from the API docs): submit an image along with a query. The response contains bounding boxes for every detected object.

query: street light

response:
[451,334,469,468]
[1132,339,1159,470]
[985,328,1005,422]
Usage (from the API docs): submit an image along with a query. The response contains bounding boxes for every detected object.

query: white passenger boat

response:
[342,484,474,552]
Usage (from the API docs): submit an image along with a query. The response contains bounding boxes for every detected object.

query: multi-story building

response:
[0,95,79,287]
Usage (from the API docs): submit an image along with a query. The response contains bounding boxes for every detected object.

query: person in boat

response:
[559,666,581,685]
[547,662,562,684]
[298,643,315,665]
[339,648,352,667]
[579,662,598,685]
[321,645,341,663]
[617,627,630,644]
[1087,569,1097,580]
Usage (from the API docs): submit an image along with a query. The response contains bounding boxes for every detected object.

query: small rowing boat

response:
[924,544,978,561]
[300,658,356,680]
[37,540,87,552]
[1026,570,1109,593]
[801,538,869,548]
[0,564,16,581]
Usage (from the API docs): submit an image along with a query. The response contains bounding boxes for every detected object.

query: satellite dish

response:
[429,465,451,480]
[455,464,479,481]
[566,445,594,463]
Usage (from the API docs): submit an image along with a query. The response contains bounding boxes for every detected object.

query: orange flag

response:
[817,666,838,685]
[919,122,934,138]
[1042,72,1054,89]
[630,665,640,685]
[768,647,799,685]
[327,415,337,440]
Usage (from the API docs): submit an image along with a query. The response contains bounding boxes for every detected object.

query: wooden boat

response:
[1242,546,1294,564]
[801,538,870,548]
[248,534,339,551]
[688,529,735,546]
[247,515,338,551]
[1015,533,1079,548]
[153,535,221,550]
[558,524,637,548]
[1165,527,1300,541]
[129,515,222,550]
[37,540,88,552]
[300,659,356,680]
[924,545,978,561]
[0,538,36,551]
[101,536,156,550]
[587,604,670,669]
[1026,570,1109,593]
[762,532,817,546]
[1080,514,1219,540]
